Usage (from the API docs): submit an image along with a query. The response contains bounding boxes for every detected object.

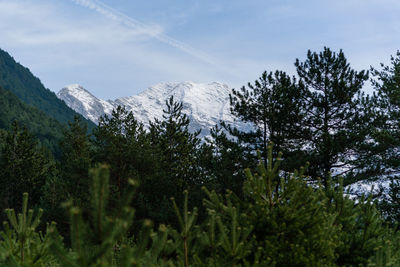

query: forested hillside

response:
[0,86,64,155]
[0,48,95,129]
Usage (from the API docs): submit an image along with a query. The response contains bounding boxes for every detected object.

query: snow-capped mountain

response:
[57,82,249,137]
[57,84,114,123]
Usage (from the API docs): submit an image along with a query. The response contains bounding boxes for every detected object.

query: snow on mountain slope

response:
[57,84,114,123]
[57,82,249,137]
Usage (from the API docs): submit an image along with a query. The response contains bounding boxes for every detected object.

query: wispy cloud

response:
[70,0,217,66]
[4,0,397,99]
[0,0,240,98]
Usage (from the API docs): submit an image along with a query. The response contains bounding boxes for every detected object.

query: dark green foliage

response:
[0,193,60,266]
[91,106,165,226]
[148,96,203,223]
[368,229,400,266]
[172,146,387,266]
[59,116,92,207]
[0,48,95,130]
[226,48,372,187]
[0,145,396,266]
[171,191,198,267]
[295,47,370,185]
[149,96,202,194]
[379,178,400,224]
[0,86,64,155]
[370,52,400,223]
[325,180,385,266]
[49,164,177,267]
[40,116,93,238]
[92,106,150,198]
[197,147,339,266]
[0,123,56,216]
[203,125,250,197]
[50,165,137,266]
[228,70,305,166]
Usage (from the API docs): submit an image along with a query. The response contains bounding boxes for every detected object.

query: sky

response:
[0,0,399,99]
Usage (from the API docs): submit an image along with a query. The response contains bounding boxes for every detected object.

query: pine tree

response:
[92,106,149,199]
[39,116,93,238]
[0,123,56,215]
[0,193,60,266]
[203,125,250,197]
[0,144,393,266]
[295,47,370,185]
[324,178,385,265]
[49,165,136,266]
[370,51,400,223]
[192,145,340,266]
[171,191,198,267]
[149,96,201,199]
[371,51,400,175]
[49,164,176,267]
[228,70,305,166]
[59,116,92,207]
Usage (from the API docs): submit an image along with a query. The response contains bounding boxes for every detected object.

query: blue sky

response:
[0,0,399,99]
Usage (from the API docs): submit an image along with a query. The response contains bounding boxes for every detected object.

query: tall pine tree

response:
[59,116,92,207]
[370,51,400,222]
[228,70,305,166]
[295,47,370,185]
[149,96,201,196]
[203,125,251,197]
[370,51,400,179]
[92,106,149,199]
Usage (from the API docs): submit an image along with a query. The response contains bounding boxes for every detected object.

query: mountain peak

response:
[62,84,92,95]
[57,82,249,137]
[65,83,83,89]
[57,84,114,123]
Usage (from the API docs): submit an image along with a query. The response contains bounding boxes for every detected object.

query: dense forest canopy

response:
[0,86,64,155]
[1,47,400,266]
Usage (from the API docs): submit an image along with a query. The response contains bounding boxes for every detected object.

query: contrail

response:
[70,0,217,66]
